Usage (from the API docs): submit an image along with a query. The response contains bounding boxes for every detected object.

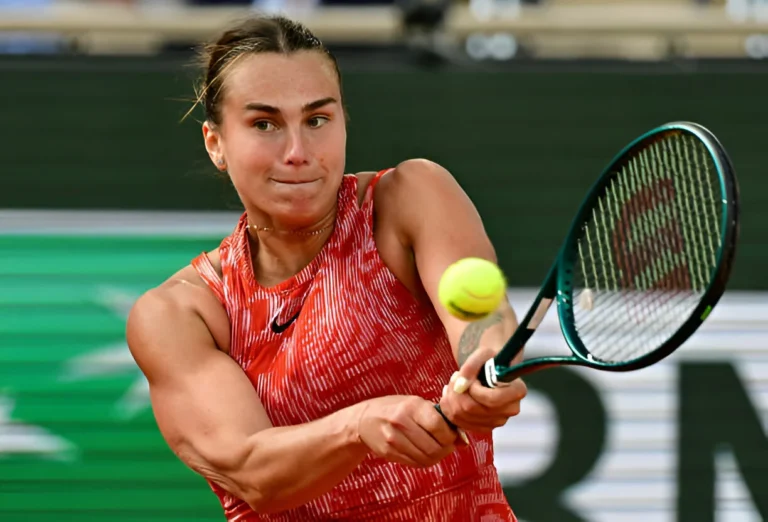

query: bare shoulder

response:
[354,159,456,213]
[374,159,457,205]
[373,159,462,234]
[126,252,231,376]
[389,158,453,181]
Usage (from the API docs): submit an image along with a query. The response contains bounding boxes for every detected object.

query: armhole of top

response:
[190,252,226,305]
[363,168,394,207]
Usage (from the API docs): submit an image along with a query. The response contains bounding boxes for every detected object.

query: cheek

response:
[226,133,272,169]
[317,127,347,170]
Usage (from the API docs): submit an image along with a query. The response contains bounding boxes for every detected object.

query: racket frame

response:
[482,121,740,388]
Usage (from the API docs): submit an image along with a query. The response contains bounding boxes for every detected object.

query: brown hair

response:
[188,15,345,125]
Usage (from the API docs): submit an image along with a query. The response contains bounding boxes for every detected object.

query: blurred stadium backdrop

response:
[0,0,767,521]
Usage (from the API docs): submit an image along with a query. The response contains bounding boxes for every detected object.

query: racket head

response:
[554,121,740,371]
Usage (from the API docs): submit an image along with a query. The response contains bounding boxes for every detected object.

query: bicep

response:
[384,159,516,354]
[127,290,271,494]
[148,346,271,476]
[398,161,497,287]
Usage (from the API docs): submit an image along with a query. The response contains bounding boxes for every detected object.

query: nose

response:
[283,127,309,166]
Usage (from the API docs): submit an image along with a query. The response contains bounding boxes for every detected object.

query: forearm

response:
[230,403,369,514]
[455,300,520,367]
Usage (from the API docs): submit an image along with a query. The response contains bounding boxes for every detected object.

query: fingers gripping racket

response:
[481,121,740,388]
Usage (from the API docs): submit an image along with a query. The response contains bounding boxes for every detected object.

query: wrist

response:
[341,402,371,454]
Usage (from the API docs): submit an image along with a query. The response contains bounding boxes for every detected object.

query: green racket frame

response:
[480,121,741,388]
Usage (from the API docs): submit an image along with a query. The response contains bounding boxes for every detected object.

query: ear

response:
[202,121,227,171]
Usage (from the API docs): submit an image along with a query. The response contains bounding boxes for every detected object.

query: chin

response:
[266,197,332,226]
[247,175,341,221]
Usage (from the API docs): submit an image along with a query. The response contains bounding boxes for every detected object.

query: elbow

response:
[191,442,274,511]
[193,440,304,514]
[203,455,291,514]
[199,464,283,514]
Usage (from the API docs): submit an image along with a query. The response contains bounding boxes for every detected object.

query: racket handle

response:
[479,312,543,388]
[479,358,512,388]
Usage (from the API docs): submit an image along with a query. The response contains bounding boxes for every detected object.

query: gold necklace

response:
[246,223,334,236]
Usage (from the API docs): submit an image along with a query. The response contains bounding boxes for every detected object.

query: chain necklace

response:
[246,222,334,236]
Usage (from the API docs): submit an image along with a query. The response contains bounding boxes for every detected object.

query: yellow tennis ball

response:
[438,257,507,321]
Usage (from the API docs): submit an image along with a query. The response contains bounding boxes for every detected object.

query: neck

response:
[246,210,336,287]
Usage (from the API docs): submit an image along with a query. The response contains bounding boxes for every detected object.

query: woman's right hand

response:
[356,396,461,468]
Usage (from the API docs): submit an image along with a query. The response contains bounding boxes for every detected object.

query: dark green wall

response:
[2,56,765,289]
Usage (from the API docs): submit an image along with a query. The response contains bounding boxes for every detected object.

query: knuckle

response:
[393,402,408,418]
[407,396,424,409]
[457,396,476,415]
[383,429,398,446]
[393,399,418,423]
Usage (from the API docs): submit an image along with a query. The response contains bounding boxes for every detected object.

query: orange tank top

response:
[191,171,516,521]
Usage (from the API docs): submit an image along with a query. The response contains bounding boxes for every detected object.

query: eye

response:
[308,116,330,129]
[253,120,277,132]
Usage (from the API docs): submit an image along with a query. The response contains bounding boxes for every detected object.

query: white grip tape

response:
[484,358,511,388]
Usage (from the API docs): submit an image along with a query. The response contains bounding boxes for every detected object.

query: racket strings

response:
[570,132,723,364]
[575,287,697,360]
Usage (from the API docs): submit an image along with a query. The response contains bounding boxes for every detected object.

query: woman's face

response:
[203,51,347,228]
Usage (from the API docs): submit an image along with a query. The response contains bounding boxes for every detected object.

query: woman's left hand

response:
[437,345,527,433]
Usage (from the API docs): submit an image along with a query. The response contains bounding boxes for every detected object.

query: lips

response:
[270,178,318,185]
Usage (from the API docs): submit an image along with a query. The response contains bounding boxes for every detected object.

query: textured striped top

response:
[191,170,516,521]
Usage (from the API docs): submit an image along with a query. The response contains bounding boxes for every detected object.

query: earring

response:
[217,158,226,169]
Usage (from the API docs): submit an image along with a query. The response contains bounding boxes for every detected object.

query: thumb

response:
[453,345,496,394]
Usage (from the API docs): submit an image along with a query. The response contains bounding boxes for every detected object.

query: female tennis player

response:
[126,14,527,521]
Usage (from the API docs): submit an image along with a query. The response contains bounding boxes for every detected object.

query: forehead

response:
[223,51,340,108]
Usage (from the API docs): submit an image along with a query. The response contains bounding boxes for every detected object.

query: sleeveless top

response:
[191,170,516,521]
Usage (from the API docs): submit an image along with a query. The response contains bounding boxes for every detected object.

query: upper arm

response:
[377,159,517,357]
[126,286,271,498]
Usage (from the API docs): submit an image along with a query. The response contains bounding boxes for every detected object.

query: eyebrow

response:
[244,97,338,114]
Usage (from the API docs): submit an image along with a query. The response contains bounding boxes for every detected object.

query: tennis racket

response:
[480,121,740,388]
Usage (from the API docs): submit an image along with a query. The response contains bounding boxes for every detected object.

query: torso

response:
[165,171,421,354]
[165,171,515,521]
